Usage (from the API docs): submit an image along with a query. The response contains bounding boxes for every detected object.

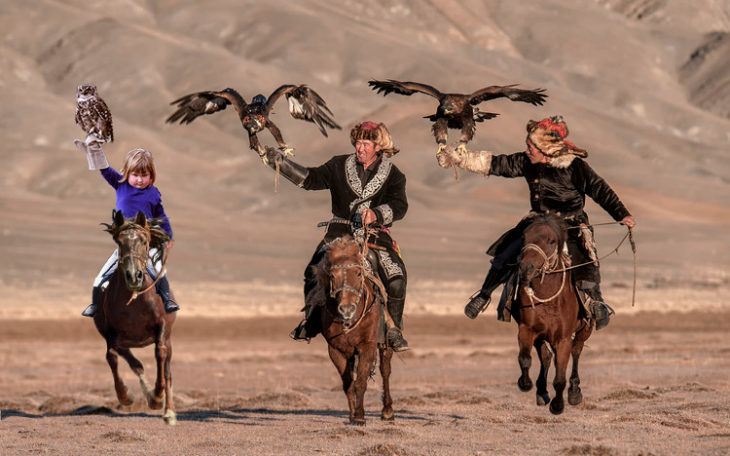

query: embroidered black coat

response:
[303,154,408,242]
[489,152,631,224]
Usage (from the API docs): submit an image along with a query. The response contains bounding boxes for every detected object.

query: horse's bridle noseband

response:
[521,241,566,305]
[329,262,365,303]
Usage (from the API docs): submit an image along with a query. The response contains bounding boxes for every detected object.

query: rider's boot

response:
[386,296,409,352]
[290,304,321,341]
[579,281,613,330]
[465,265,509,319]
[155,276,180,314]
[81,286,103,317]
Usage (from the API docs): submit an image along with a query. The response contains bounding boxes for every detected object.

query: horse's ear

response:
[134,211,146,227]
[113,209,125,227]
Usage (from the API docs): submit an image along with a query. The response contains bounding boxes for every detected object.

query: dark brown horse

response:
[93,210,177,424]
[515,214,593,415]
[312,235,394,425]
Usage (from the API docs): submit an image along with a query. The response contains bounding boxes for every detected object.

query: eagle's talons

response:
[456,143,468,155]
[436,143,447,155]
[279,146,295,157]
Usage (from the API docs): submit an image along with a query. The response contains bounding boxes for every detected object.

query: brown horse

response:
[312,235,394,425]
[514,214,593,415]
[93,210,177,425]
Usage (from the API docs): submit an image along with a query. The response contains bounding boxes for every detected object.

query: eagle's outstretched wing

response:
[166,88,247,124]
[468,85,547,106]
[368,79,443,99]
[264,84,341,136]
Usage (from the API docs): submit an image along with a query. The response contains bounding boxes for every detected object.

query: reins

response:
[326,226,381,334]
[521,243,566,306]
[119,224,170,306]
[522,220,638,307]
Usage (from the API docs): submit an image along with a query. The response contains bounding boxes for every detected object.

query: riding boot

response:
[465,265,511,319]
[386,296,409,352]
[290,304,321,341]
[579,281,613,330]
[155,276,179,314]
[81,286,103,317]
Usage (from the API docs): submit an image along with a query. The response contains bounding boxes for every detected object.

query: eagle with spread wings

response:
[166,85,341,158]
[368,79,547,154]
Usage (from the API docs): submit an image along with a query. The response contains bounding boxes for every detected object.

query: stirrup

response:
[289,320,311,341]
[590,301,614,331]
[81,303,97,317]
[387,328,409,352]
[464,292,490,320]
[164,300,180,314]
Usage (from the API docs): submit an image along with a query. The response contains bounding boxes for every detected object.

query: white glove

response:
[74,133,108,170]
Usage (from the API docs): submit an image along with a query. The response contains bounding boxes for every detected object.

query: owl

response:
[75,84,114,143]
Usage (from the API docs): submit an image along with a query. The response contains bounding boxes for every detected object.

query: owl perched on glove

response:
[75,84,113,143]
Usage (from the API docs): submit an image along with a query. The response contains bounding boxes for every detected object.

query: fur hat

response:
[350,121,399,157]
[526,116,587,158]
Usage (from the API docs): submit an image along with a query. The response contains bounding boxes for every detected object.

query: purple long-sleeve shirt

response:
[101,167,173,237]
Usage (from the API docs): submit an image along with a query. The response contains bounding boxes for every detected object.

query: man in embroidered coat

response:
[264,121,409,350]
[438,116,636,330]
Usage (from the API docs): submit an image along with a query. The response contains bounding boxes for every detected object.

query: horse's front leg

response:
[569,323,593,406]
[150,322,168,410]
[517,325,536,392]
[115,347,152,403]
[379,346,394,421]
[162,337,176,425]
[550,338,572,415]
[328,346,356,422]
[353,345,377,425]
[534,339,552,406]
[106,344,134,406]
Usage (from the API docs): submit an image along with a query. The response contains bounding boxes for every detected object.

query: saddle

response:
[496,271,590,322]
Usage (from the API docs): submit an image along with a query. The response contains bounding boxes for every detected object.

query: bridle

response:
[116,223,168,305]
[521,238,567,306]
[325,234,380,334]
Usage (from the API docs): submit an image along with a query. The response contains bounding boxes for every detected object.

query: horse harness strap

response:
[521,242,566,307]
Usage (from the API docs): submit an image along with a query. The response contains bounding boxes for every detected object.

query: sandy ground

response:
[2,311,729,456]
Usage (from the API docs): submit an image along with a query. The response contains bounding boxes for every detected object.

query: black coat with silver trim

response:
[303,154,408,239]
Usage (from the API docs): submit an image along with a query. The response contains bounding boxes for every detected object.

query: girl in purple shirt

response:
[82,148,179,316]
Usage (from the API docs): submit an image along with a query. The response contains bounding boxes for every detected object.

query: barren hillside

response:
[1,0,729,318]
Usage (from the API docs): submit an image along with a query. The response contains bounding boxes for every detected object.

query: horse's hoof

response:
[536,392,551,406]
[163,410,177,426]
[549,399,565,415]
[118,389,134,406]
[351,418,366,426]
[518,376,533,392]
[568,390,583,406]
[148,397,163,410]
[381,408,394,421]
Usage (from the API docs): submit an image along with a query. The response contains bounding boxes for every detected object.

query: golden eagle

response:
[166,85,341,157]
[368,79,547,154]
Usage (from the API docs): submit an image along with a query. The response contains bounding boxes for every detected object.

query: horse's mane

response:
[528,214,568,247]
[312,235,361,290]
[102,210,171,254]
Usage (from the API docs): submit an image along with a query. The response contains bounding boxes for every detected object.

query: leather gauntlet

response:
[264,147,309,187]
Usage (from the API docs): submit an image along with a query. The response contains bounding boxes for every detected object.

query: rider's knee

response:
[386,277,406,300]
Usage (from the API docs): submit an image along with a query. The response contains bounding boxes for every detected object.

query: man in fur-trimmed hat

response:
[438,115,636,330]
[263,121,409,351]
